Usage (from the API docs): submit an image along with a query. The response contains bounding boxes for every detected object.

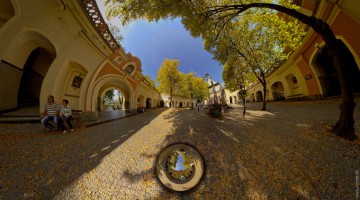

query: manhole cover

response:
[157,144,204,191]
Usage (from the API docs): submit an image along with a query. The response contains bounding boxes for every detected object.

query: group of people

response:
[137,104,146,113]
[41,95,74,134]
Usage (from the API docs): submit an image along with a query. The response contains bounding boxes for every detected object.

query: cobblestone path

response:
[0,98,359,199]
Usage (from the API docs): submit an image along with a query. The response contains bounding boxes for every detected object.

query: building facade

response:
[205,74,226,104]
[160,94,192,108]
[204,74,242,105]
[0,0,160,120]
[247,0,360,101]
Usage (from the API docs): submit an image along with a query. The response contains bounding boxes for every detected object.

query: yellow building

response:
[247,0,360,101]
[0,0,159,120]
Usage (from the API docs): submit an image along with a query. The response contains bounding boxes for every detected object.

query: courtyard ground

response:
[0,98,359,199]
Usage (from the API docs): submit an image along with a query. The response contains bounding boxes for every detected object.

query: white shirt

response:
[60,106,72,118]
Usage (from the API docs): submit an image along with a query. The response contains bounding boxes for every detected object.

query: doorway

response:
[17,48,54,106]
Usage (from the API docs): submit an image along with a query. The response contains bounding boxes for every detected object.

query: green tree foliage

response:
[222,56,255,92]
[144,75,158,91]
[108,23,123,44]
[192,75,210,103]
[206,9,305,110]
[156,59,182,107]
[180,72,209,109]
[223,56,255,117]
[104,89,115,101]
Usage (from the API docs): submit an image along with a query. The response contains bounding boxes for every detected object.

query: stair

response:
[0,116,41,123]
[0,105,41,123]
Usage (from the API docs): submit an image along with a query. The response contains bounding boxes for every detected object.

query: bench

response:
[42,110,82,133]
[286,94,303,101]
[71,110,82,124]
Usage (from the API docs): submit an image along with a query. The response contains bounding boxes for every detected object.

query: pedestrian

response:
[137,104,145,113]
[41,95,60,130]
[223,104,229,113]
[59,99,74,134]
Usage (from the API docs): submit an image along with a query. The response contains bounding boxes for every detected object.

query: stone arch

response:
[229,96,233,104]
[3,30,57,66]
[99,86,127,111]
[160,100,165,107]
[234,96,237,104]
[250,93,255,102]
[146,97,151,109]
[256,91,263,102]
[90,75,133,113]
[0,0,15,29]
[271,81,285,101]
[0,30,56,111]
[310,38,360,97]
[336,36,360,71]
[137,95,144,107]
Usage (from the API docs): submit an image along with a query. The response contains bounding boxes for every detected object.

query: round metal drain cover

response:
[157,144,204,191]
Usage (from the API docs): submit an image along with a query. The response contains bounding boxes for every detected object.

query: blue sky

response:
[96,1,224,84]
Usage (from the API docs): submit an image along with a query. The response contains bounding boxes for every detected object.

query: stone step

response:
[1,114,39,117]
[0,116,41,123]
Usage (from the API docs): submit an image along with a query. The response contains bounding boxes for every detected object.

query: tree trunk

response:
[170,88,173,107]
[262,86,266,111]
[236,3,357,140]
[319,25,356,140]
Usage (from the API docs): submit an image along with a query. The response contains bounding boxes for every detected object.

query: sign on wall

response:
[72,76,83,88]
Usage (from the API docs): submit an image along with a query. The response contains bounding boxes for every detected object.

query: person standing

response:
[41,95,60,130]
[59,99,74,134]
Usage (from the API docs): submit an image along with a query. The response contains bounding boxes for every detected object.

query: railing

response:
[78,0,121,52]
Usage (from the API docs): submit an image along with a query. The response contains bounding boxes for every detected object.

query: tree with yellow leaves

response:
[156,59,182,107]
[205,8,305,111]
[180,72,209,109]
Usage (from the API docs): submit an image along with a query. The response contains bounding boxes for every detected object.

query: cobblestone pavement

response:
[0,98,360,199]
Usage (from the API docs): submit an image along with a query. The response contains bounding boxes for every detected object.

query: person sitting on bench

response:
[59,99,74,134]
[41,95,60,130]
[137,104,145,113]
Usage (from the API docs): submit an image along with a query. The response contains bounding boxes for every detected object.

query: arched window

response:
[0,0,15,29]
[113,56,122,65]
[125,65,134,74]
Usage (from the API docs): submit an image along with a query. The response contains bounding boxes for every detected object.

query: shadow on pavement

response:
[0,108,167,199]
[150,103,360,199]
